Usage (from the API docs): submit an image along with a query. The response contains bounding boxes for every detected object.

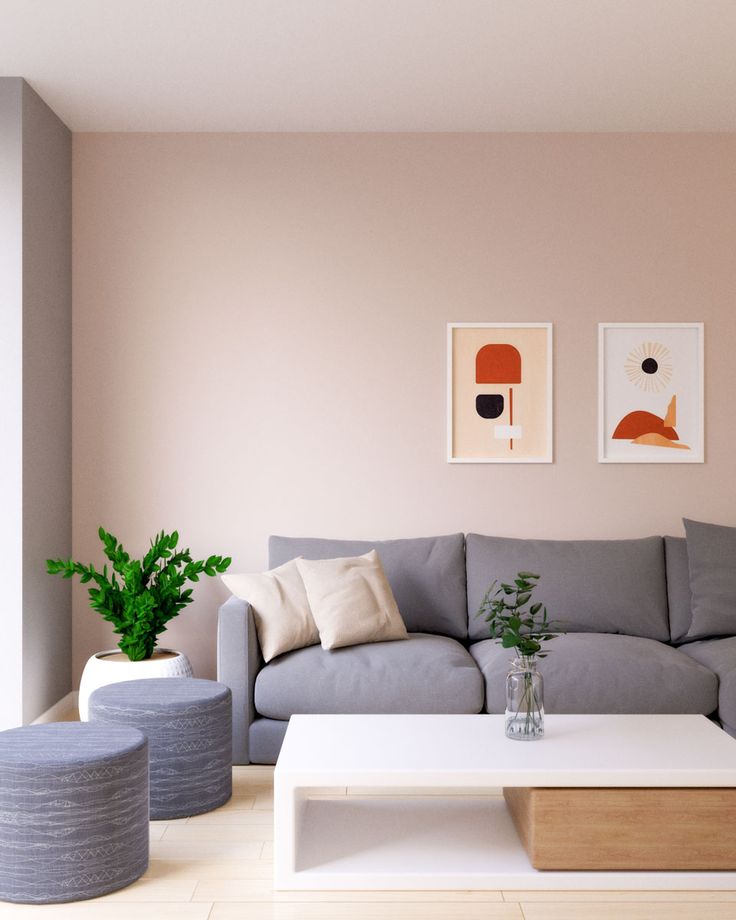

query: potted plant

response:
[477,571,557,741]
[47,527,231,719]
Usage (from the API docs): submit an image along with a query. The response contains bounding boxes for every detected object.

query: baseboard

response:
[31,691,79,724]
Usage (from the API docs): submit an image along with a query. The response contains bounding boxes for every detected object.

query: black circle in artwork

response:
[641,358,658,375]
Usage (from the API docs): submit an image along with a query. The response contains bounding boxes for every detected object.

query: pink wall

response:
[72,133,736,682]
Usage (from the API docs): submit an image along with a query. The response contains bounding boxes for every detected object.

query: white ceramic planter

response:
[78,648,194,720]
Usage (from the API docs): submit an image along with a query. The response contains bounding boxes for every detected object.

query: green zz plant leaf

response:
[47,527,231,661]
[476,571,558,659]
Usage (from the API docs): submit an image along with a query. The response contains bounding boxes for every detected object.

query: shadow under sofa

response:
[217,532,733,765]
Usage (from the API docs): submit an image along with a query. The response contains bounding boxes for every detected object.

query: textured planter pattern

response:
[78,649,193,720]
[0,723,149,904]
[89,678,232,819]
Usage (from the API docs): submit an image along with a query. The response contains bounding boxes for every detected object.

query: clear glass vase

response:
[505,655,544,740]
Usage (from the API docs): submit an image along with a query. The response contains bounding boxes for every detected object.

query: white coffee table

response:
[273,713,736,890]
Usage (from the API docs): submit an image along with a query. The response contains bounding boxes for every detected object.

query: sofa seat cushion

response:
[679,637,736,728]
[469,633,718,715]
[254,633,484,720]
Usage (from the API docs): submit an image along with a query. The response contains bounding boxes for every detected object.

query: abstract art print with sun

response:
[598,323,704,463]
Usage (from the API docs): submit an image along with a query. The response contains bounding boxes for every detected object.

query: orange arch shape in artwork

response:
[612,411,679,441]
[475,344,522,384]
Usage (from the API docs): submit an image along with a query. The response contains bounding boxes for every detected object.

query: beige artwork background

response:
[450,325,550,461]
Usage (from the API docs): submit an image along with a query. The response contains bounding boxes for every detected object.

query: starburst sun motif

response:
[624,341,673,393]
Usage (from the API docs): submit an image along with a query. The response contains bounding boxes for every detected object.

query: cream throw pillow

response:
[222,560,319,662]
[295,550,408,650]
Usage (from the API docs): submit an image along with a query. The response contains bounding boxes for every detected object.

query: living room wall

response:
[72,133,736,681]
[0,79,71,727]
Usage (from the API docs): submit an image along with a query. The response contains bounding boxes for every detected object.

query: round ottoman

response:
[89,678,232,819]
[0,722,148,904]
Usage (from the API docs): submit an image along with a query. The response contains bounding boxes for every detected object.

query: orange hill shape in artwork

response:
[631,432,690,450]
[612,411,679,441]
[612,396,690,450]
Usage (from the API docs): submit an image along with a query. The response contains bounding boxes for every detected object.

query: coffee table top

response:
[276,714,736,787]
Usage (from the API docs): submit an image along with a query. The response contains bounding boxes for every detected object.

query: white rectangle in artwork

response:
[494,425,522,440]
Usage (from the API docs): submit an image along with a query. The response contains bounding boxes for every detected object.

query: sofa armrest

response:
[217,595,262,764]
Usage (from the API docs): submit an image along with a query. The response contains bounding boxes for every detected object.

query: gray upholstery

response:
[683,519,736,639]
[250,717,289,764]
[679,637,736,728]
[218,531,736,766]
[466,534,670,642]
[469,633,718,715]
[255,633,484,720]
[665,536,693,643]
[0,722,148,904]
[269,533,467,638]
[218,595,261,763]
[89,678,232,820]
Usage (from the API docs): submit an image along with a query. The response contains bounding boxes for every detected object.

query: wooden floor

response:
[3,761,736,919]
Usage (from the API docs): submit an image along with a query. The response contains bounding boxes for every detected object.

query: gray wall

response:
[0,77,71,727]
[21,81,72,723]
[0,79,24,728]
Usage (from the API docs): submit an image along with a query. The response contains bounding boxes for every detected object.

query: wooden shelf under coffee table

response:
[504,785,736,870]
[274,713,736,890]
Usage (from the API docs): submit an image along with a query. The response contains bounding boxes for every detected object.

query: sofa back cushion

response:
[664,536,693,643]
[269,533,468,638]
[466,534,670,642]
[683,518,736,641]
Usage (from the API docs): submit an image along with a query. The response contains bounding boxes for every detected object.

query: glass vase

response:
[505,655,544,740]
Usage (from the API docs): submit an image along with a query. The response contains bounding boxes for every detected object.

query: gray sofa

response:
[217,532,733,764]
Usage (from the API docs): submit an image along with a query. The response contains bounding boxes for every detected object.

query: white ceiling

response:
[2,0,736,132]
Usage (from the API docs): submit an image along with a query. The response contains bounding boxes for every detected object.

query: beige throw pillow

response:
[296,550,408,650]
[222,560,319,662]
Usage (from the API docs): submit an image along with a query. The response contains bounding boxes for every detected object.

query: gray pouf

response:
[0,722,148,904]
[89,678,232,819]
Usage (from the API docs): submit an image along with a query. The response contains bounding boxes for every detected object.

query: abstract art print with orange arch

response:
[447,323,553,463]
[598,323,704,464]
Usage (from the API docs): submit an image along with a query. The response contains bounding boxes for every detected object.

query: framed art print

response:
[447,323,553,463]
[598,323,704,463]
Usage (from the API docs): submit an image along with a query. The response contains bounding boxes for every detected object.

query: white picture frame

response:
[598,323,704,464]
[447,323,553,463]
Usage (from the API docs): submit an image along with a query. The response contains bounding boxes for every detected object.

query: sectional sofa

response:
[217,533,734,764]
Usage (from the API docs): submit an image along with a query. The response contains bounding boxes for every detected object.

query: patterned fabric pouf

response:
[0,722,149,904]
[89,678,232,819]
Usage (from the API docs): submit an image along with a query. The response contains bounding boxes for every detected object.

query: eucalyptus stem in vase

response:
[477,571,557,740]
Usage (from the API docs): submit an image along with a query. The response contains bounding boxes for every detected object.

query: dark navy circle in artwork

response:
[641,358,659,374]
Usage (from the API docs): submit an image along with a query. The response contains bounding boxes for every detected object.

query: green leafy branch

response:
[476,571,557,659]
[47,527,231,661]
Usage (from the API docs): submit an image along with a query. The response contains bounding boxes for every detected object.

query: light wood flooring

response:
[3,718,736,919]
